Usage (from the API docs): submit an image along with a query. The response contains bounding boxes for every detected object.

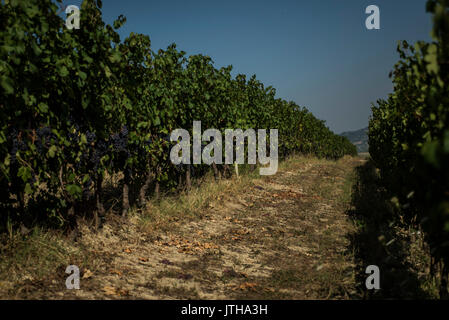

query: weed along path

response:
[0,156,363,299]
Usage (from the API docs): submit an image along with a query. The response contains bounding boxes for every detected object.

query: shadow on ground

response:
[347,160,434,299]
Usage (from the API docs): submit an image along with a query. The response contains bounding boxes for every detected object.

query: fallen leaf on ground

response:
[102,286,129,296]
[82,269,93,279]
[102,286,118,295]
[234,282,258,291]
[110,269,122,276]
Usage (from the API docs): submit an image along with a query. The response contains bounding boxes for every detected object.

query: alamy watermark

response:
[65,265,80,289]
[64,4,80,30]
[365,5,380,30]
[365,265,380,290]
[170,121,278,176]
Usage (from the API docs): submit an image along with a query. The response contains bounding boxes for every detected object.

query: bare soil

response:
[0,156,364,299]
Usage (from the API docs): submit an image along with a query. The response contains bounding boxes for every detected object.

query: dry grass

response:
[0,227,97,299]
[0,154,365,299]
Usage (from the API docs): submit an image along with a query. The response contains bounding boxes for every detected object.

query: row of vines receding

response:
[0,0,356,231]
[368,0,449,298]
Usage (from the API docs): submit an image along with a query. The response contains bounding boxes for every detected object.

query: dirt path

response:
[2,156,364,299]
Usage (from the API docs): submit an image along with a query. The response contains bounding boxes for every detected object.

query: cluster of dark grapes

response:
[8,128,19,165]
[86,131,96,144]
[83,130,100,170]
[66,115,107,174]
[109,126,131,170]
[36,127,57,155]
[111,126,129,154]
[66,121,134,174]
[89,139,108,172]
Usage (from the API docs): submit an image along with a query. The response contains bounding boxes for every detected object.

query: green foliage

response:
[369,0,449,290]
[0,0,355,229]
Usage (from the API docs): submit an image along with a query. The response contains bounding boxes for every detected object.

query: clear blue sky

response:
[65,0,433,133]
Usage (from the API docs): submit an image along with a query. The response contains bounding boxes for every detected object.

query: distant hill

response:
[340,127,369,153]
